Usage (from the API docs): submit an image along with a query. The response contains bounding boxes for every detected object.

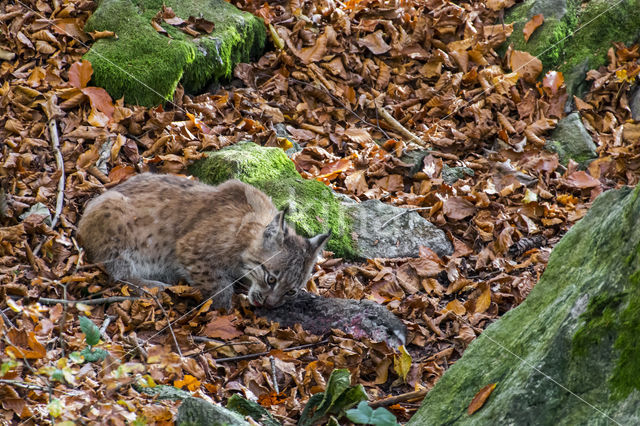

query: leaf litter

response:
[1,0,640,423]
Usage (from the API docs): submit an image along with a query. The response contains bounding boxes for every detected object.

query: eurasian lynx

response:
[77,173,330,309]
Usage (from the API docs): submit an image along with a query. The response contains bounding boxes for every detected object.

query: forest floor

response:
[1,0,640,424]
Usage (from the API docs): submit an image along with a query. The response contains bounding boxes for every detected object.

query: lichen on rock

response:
[83,0,265,106]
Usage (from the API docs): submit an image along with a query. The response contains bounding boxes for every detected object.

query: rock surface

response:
[256,292,407,348]
[189,142,453,259]
[504,0,640,96]
[545,112,597,167]
[408,184,640,425]
[84,0,265,106]
[177,397,250,426]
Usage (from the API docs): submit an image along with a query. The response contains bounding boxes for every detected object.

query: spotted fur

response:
[77,173,330,309]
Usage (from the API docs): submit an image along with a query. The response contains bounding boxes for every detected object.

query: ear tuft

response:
[309,230,331,254]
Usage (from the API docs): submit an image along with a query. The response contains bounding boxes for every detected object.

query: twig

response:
[33,118,65,257]
[270,355,279,393]
[0,379,48,391]
[37,296,139,305]
[59,282,69,356]
[213,339,330,363]
[375,105,425,147]
[381,207,432,228]
[0,309,15,329]
[122,280,183,358]
[368,388,428,408]
[100,315,115,342]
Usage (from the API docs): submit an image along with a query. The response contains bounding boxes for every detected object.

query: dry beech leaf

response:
[69,60,93,89]
[542,70,564,96]
[443,299,466,316]
[443,196,476,220]
[510,50,542,84]
[204,315,243,340]
[468,383,497,415]
[358,30,391,55]
[523,14,544,42]
[564,171,601,189]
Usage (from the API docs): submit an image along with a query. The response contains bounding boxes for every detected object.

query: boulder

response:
[83,0,265,106]
[188,142,453,259]
[504,0,640,96]
[408,184,640,424]
[176,397,250,426]
[545,112,597,167]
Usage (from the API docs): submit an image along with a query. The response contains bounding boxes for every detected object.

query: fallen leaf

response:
[510,50,542,84]
[523,14,544,42]
[358,31,391,55]
[468,383,497,415]
[204,315,243,340]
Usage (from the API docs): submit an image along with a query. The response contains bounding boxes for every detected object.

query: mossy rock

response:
[189,142,453,260]
[504,0,640,96]
[408,184,640,425]
[83,0,265,106]
[177,397,251,426]
[545,112,597,167]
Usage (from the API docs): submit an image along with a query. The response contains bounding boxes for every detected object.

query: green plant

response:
[72,316,108,362]
[346,401,399,426]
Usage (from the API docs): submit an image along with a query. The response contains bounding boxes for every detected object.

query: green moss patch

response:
[408,184,640,424]
[83,0,265,106]
[188,142,356,258]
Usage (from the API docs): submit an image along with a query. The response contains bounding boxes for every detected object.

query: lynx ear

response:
[264,208,287,247]
[308,231,331,256]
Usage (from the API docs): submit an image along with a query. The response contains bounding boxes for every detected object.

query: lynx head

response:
[245,207,330,308]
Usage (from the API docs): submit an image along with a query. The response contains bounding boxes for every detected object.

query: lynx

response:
[77,173,330,309]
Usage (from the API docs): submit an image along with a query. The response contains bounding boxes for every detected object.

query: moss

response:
[188,142,357,258]
[83,0,265,106]
[611,271,640,399]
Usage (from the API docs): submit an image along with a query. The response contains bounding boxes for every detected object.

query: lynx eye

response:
[286,289,297,297]
[267,275,277,286]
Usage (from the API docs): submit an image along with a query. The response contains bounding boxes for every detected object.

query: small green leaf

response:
[51,369,65,382]
[80,346,108,362]
[0,359,18,377]
[393,345,412,381]
[346,401,399,426]
[79,316,101,346]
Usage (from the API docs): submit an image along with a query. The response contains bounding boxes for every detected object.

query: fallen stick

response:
[212,339,329,363]
[376,105,425,147]
[38,296,139,305]
[369,388,429,408]
[0,379,48,391]
[48,118,65,230]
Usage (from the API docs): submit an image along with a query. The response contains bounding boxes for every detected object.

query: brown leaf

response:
[523,14,544,42]
[510,50,542,84]
[82,87,115,118]
[442,299,466,316]
[69,60,93,89]
[468,383,497,415]
[358,31,391,55]
[204,315,243,340]
[297,32,328,64]
[345,170,369,195]
[542,70,564,96]
[564,171,601,189]
[443,196,476,220]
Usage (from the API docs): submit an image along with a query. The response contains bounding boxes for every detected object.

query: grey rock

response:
[442,165,474,185]
[177,397,250,426]
[630,85,640,122]
[346,199,452,258]
[256,291,407,348]
[545,112,597,167]
[135,384,191,400]
[400,149,431,175]
[408,184,640,425]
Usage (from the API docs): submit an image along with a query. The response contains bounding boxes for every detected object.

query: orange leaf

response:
[316,158,353,181]
[474,284,491,314]
[82,86,115,118]
[443,196,476,220]
[542,71,564,96]
[174,375,201,391]
[69,60,93,89]
[108,165,136,184]
[203,314,243,340]
[523,14,544,42]
[468,383,497,415]
[443,299,466,316]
